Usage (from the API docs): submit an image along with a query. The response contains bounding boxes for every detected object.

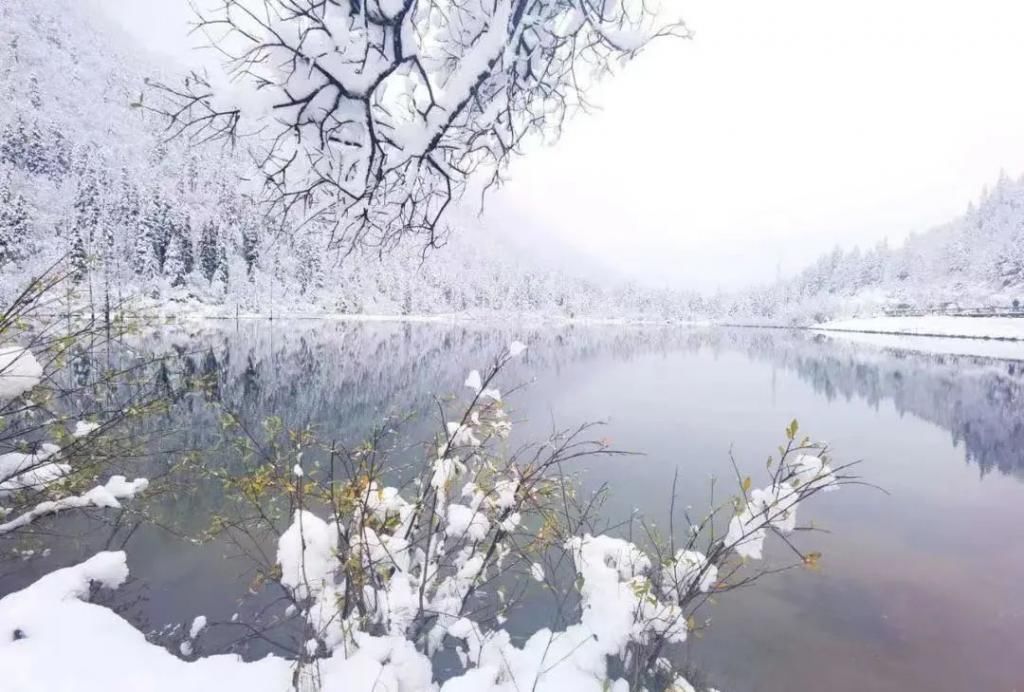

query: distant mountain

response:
[716,173,1024,324]
[0,0,701,321]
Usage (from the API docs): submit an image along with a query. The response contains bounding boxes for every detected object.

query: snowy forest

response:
[0,0,702,321]
[717,173,1024,323]
[5,0,1022,325]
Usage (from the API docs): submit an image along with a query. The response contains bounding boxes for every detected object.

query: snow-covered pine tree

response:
[113,170,140,236]
[164,229,186,289]
[241,222,259,281]
[73,170,101,243]
[198,220,220,283]
[216,243,229,287]
[141,195,174,276]
[133,194,162,279]
[70,226,88,283]
[177,214,195,278]
[0,174,29,266]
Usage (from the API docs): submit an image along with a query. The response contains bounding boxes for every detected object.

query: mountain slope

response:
[0,0,701,321]
[718,173,1024,323]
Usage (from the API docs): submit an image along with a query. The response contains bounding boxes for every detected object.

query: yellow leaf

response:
[803,551,823,570]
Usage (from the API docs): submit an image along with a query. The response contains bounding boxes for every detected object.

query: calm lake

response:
[3,321,1023,692]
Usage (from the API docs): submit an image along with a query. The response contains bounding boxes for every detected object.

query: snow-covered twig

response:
[0,475,149,536]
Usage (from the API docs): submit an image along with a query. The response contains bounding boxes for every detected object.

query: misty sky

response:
[100,0,1024,291]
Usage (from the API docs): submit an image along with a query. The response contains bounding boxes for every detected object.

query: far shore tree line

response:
[3,0,1023,327]
[4,109,1022,322]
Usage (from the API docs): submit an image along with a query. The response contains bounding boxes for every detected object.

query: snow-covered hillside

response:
[3,0,1020,326]
[0,0,701,321]
[716,174,1024,324]
[0,0,252,302]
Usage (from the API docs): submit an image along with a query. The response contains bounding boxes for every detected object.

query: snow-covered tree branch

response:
[0,263,157,551]
[147,0,688,251]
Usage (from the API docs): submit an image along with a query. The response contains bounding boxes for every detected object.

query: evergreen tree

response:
[0,176,30,265]
[177,214,195,276]
[28,74,42,110]
[47,128,71,180]
[73,171,101,243]
[0,122,18,168]
[241,221,259,280]
[140,195,173,274]
[133,218,155,278]
[164,232,186,288]
[134,194,161,278]
[70,226,88,283]
[217,244,229,286]
[114,170,140,233]
[24,120,47,176]
[0,118,29,171]
[198,220,221,283]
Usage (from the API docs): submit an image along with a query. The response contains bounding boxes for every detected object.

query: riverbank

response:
[812,315,1024,360]
[814,315,1024,340]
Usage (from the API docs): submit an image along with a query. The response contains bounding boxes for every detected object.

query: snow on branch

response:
[0,475,149,535]
[0,342,149,536]
[146,0,688,251]
[0,345,855,691]
[0,344,42,400]
[176,350,851,689]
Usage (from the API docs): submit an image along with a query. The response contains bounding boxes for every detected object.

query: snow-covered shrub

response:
[0,263,153,548]
[165,343,854,691]
[0,291,856,691]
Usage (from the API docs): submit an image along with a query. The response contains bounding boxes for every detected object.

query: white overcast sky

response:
[100,0,1024,291]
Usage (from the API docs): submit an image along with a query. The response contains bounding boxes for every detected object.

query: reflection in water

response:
[712,330,1024,477]
[132,321,1024,480]
[3,321,1023,692]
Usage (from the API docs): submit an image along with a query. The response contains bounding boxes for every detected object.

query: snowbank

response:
[814,316,1024,359]
[812,329,1024,360]
[0,345,43,400]
[815,315,1024,340]
[0,538,699,692]
[0,552,293,692]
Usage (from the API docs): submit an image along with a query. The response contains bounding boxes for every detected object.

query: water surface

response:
[3,322,1022,692]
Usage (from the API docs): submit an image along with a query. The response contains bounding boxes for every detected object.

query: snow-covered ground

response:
[813,316,1024,359]
[0,553,293,692]
[811,329,1024,360]
[103,296,710,327]
[815,315,1024,340]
